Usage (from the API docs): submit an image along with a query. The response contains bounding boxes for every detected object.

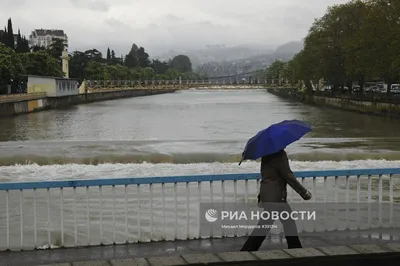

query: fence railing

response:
[0,168,399,251]
[85,79,295,88]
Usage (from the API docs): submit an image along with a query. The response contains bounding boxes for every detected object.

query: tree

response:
[265,60,285,80]
[15,29,30,53]
[124,44,139,68]
[165,69,181,79]
[106,48,111,62]
[69,51,88,80]
[105,64,131,80]
[0,28,6,45]
[84,61,107,80]
[18,51,63,77]
[151,59,169,74]
[170,55,192,73]
[137,47,150,67]
[364,0,400,93]
[84,49,103,62]
[0,43,18,90]
[290,49,318,92]
[0,17,197,86]
[31,45,47,52]
[304,5,348,90]
[48,38,67,63]
[5,18,14,50]
[140,67,155,79]
[341,0,371,90]
[284,0,400,94]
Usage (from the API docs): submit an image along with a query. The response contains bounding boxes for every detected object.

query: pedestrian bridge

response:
[0,168,399,265]
[85,79,295,92]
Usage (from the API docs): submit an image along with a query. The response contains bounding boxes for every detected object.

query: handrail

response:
[1,168,399,190]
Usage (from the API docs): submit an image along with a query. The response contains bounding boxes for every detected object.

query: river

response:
[1,89,400,181]
[0,89,400,250]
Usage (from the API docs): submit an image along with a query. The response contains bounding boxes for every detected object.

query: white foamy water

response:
[1,160,400,182]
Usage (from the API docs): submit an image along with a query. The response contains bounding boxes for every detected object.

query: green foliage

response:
[48,38,67,60]
[170,55,192,73]
[6,18,14,50]
[0,18,197,93]
[137,47,150,68]
[15,30,30,53]
[124,44,139,68]
[264,60,285,80]
[0,43,18,84]
[272,0,400,93]
[18,52,64,77]
[76,47,196,81]
[106,48,111,62]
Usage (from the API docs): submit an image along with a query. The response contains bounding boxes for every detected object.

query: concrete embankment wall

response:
[0,89,176,117]
[267,88,400,119]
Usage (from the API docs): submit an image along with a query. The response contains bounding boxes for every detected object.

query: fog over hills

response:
[177,40,304,77]
[153,44,275,67]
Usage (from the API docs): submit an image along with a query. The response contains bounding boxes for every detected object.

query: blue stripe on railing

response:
[0,168,399,191]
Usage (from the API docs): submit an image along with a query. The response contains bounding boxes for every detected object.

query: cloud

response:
[0,0,351,55]
[69,0,110,12]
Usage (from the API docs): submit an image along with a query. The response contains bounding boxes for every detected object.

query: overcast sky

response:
[2,0,349,56]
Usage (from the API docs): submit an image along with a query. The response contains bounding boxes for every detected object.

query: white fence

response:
[0,168,399,251]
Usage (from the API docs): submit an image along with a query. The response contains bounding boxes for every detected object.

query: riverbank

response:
[0,88,176,117]
[267,88,400,119]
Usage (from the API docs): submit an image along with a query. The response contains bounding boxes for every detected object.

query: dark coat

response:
[258,150,307,203]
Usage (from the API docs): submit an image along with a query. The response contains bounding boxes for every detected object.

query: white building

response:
[29,29,68,50]
[27,75,79,97]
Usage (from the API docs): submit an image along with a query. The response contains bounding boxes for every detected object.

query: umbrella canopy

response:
[239,120,312,165]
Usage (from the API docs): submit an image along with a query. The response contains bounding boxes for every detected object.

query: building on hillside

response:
[26,75,78,97]
[29,29,68,50]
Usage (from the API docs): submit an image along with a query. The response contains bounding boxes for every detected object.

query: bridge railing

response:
[84,79,296,88]
[0,168,399,251]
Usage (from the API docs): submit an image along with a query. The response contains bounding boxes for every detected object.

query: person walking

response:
[240,149,312,251]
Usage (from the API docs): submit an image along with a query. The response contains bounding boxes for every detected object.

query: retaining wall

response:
[267,89,400,119]
[0,89,176,117]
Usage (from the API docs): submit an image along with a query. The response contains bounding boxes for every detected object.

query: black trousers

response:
[240,201,302,251]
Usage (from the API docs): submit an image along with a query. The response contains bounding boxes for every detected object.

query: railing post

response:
[0,168,398,250]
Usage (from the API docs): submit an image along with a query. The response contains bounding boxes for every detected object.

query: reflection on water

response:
[1,90,400,164]
[1,90,400,142]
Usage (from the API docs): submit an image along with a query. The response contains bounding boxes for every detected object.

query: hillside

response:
[193,41,303,77]
[153,44,274,67]
[274,41,304,54]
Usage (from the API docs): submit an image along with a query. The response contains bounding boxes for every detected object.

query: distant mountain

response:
[193,41,303,78]
[274,41,303,54]
[151,41,303,77]
[153,44,275,67]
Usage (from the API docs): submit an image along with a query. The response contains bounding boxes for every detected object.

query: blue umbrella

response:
[239,120,312,165]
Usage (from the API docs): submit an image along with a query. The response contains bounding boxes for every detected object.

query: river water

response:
[1,89,400,181]
[0,89,400,250]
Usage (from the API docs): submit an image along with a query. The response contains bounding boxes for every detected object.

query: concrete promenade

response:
[1,228,399,266]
